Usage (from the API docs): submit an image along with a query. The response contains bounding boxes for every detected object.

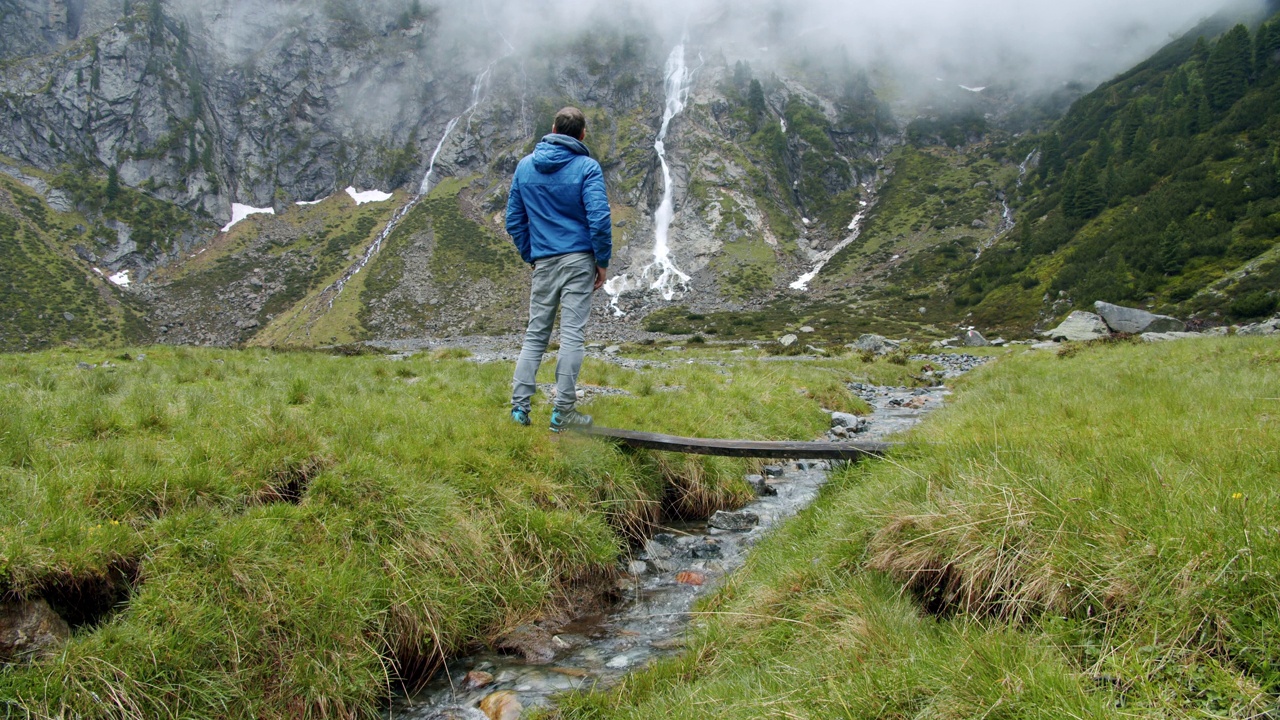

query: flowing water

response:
[604,41,698,312]
[789,199,869,291]
[319,64,498,310]
[391,377,961,719]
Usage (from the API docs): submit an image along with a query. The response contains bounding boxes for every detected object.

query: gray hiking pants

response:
[512,251,596,413]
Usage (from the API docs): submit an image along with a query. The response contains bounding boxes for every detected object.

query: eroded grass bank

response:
[553,338,1280,719]
[0,345,920,718]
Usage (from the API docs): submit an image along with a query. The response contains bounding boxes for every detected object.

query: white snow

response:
[802,217,810,225]
[108,270,131,287]
[345,187,393,205]
[960,85,987,93]
[222,203,275,232]
[92,267,104,275]
[780,119,788,134]
[295,198,326,206]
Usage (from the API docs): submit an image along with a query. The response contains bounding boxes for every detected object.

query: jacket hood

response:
[532,134,591,174]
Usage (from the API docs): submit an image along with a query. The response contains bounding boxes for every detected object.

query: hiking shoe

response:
[511,407,531,426]
[550,408,592,433]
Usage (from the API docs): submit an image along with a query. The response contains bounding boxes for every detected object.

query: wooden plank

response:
[576,426,895,460]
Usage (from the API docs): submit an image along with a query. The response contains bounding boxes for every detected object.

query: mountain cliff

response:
[1,0,1276,351]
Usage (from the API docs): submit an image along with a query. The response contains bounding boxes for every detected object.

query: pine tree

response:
[1070,159,1106,220]
[747,79,766,132]
[1206,24,1252,111]
[1039,133,1065,181]
[1119,104,1142,157]
[1191,36,1211,64]
[105,165,120,205]
[1257,20,1280,70]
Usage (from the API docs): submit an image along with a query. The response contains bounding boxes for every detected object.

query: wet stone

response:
[708,511,760,531]
[651,533,677,546]
[689,540,723,559]
[762,465,785,478]
[625,560,647,575]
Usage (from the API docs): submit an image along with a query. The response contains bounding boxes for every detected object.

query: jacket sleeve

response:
[505,173,532,264]
[582,161,612,268]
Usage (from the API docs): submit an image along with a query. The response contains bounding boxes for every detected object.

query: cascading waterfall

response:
[320,65,497,309]
[604,41,697,312]
[789,198,870,291]
[975,150,1037,260]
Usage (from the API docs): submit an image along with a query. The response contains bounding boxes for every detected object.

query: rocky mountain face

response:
[1,0,1275,351]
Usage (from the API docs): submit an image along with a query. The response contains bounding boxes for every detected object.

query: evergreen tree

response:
[733,61,751,89]
[1191,36,1211,64]
[1039,133,1065,181]
[1158,222,1188,275]
[1060,164,1079,217]
[1206,24,1252,111]
[1095,132,1115,166]
[1257,20,1280,70]
[105,165,120,205]
[1119,104,1142,157]
[1070,159,1106,220]
[747,79,766,132]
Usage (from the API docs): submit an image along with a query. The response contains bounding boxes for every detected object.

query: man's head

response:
[552,107,586,140]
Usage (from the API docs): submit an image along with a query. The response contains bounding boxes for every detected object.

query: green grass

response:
[0,346,926,718]
[550,337,1280,719]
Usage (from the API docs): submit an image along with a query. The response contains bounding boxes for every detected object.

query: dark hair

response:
[552,106,586,139]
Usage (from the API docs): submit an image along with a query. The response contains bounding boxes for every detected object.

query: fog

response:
[470,0,1263,88]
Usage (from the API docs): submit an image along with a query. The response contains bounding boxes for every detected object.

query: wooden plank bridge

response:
[577,426,895,461]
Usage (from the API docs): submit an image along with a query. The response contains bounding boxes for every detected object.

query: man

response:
[506,106,612,432]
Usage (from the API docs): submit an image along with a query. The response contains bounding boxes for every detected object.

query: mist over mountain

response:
[0,0,1277,351]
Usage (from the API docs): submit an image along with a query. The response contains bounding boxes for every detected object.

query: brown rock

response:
[0,599,71,662]
[464,670,494,690]
[495,624,557,664]
[675,571,706,586]
[479,690,522,720]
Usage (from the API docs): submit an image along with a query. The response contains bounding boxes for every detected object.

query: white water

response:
[322,63,499,310]
[604,41,698,312]
[975,151,1035,260]
[420,65,494,195]
[789,206,867,291]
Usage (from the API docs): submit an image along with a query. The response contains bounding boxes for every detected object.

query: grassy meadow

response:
[0,344,920,718]
[552,337,1280,719]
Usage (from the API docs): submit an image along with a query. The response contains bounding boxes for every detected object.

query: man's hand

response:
[594,266,607,291]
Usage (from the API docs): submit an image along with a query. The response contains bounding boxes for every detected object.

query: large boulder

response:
[1095,302,1185,334]
[1,599,71,662]
[960,329,990,347]
[850,334,899,355]
[1044,312,1110,342]
[1237,317,1280,336]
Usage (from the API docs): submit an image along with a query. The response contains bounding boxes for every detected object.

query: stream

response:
[391,365,982,719]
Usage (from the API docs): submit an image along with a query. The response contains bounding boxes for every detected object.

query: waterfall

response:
[320,64,498,310]
[789,201,869,291]
[604,40,698,312]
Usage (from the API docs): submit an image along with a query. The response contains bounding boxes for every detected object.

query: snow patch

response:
[295,197,327,206]
[222,203,275,233]
[108,270,131,287]
[780,119,787,134]
[345,187,393,205]
[960,85,987,93]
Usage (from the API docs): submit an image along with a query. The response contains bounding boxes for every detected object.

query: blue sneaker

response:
[550,408,592,433]
[511,407,531,426]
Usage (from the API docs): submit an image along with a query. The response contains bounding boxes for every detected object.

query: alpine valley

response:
[2,0,1279,352]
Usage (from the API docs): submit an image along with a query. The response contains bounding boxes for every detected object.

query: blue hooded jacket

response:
[506,134,612,268]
